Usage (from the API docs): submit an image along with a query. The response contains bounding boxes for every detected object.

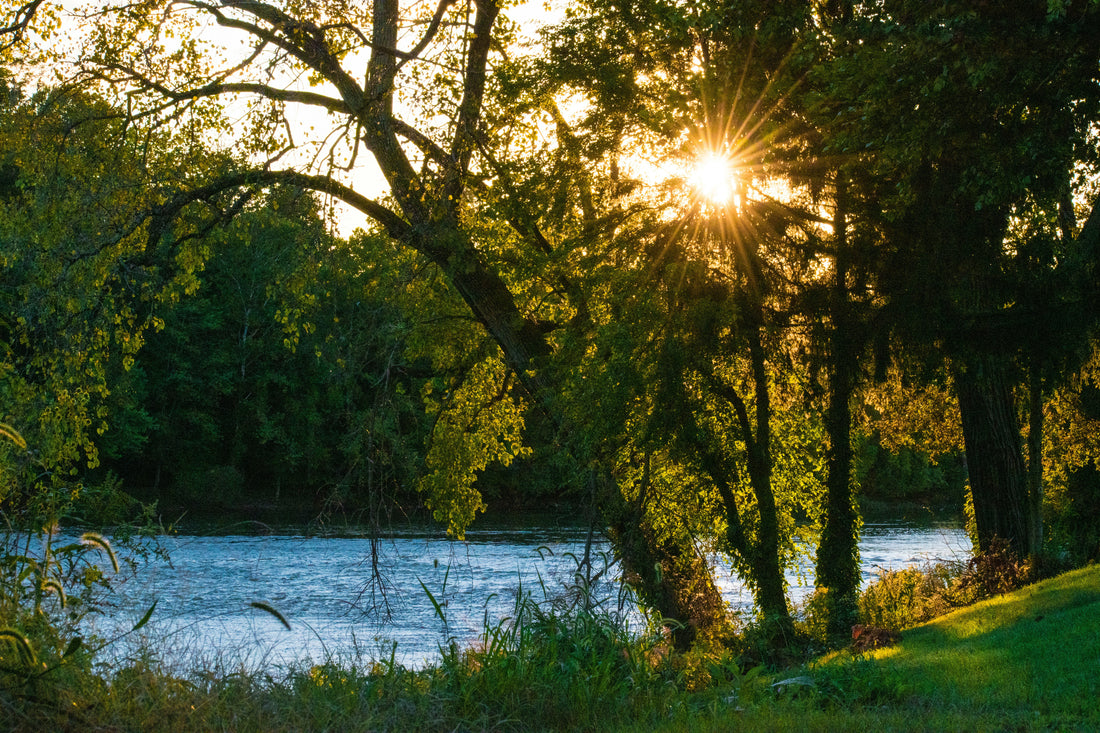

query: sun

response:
[688,151,739,207]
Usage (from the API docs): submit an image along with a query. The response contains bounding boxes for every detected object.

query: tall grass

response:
[1,581,669,731]
[1,539,746,731]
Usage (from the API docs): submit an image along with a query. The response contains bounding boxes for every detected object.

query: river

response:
[81,520,969,671]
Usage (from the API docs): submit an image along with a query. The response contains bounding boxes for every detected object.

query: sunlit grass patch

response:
[815,564,1100,727]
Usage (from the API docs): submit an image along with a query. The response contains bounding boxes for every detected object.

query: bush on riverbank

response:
[854,537,1075,632]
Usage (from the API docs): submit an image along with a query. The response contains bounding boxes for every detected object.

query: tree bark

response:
[815,172,861,636]
[604,463,728,651]
[743,321,793,637]
[953,352,1031,557]
[1027,354,1044,556]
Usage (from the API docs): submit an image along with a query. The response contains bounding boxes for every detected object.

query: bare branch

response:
[395,0,454,73]
[392,118,453,168]
[95,62,349,113]
[179,0,366,111]
[147,168,411,244]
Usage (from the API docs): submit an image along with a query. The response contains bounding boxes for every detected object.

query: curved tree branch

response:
[395,0,455,73]
[94,63,349,114]
[181,0,366,111]
[0,0,43,50]
[147,168,411,243]
[442,0,498,211]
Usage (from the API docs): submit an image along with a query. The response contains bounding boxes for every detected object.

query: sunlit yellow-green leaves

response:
[0,81,236,518]
[418,356,530,538]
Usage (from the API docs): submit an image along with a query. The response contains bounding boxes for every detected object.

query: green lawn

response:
[848,564,1100,718]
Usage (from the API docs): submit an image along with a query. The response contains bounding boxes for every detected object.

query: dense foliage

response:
[100,191,430,521]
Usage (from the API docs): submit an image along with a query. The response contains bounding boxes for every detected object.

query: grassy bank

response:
[716,563,1100,732]
[804,563,1100,731]
[3,565,1097,731]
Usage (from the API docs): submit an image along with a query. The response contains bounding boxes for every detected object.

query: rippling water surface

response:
[83,521,969,670]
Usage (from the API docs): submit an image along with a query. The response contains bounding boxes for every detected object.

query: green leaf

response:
[418,578,448,625]
[131,599,157,632]
[63,636,83,658]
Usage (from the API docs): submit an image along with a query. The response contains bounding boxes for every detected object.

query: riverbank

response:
[3,562,1096,731]
[719,562,1100,732]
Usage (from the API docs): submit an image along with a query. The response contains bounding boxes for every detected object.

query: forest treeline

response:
[2,0,1100,650]
[0,76,969,522]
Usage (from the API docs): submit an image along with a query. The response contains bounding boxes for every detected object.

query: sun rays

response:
[688,150,741,209]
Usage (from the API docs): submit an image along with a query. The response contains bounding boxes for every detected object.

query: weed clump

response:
[856,538,1053,632]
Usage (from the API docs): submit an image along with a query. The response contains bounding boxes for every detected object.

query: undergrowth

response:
[855,537,1067,632]
[0,410,1090,732]
[1,577,747,732]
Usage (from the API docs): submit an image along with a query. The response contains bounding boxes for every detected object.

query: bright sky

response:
[328,1,565,236]
[9,1,568,236]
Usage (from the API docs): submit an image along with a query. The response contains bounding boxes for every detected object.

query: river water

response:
[82,521,969,671]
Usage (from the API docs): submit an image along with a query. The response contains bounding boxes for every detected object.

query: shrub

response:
[857,539,1038,632]
[857,562,961,631]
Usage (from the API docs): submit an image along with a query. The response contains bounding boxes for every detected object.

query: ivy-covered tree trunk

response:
[604,470,728,651]
[815,173,861,636]
[607,514,728,651]
[953,352,1031,557]
[692,280,794,643]
[699,292,796,642]
[743,324,793,638]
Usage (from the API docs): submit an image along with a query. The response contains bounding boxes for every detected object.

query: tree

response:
[1,0,838,645]
[1042,341,1100,561]
[525,0,846,642]
[9,0,1096,654]
[811,0,1100,558]
[0,78,226,521]
[102,188,428,519]
[3,1,737,641]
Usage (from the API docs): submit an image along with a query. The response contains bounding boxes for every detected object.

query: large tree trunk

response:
[815,173,861,636]
[1027,355,1044,556]
[953,352,1031,557]
[744,324,794,637]
[604,468,728,651]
